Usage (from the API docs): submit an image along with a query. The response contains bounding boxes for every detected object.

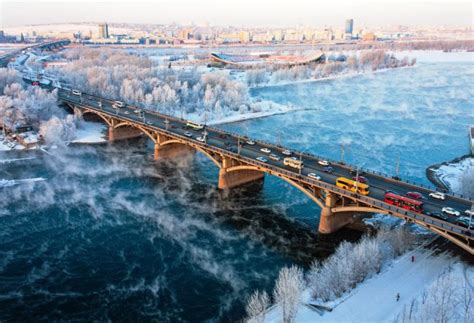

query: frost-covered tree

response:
[0,68,22,95]
[39,115,76,145]
[273,265,304,323]
[246,290,270,323]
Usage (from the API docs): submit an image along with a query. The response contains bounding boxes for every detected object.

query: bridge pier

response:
[318,191,354,234]
[218,157,264,190]
[153,142,194,160]
[108,126,143,142]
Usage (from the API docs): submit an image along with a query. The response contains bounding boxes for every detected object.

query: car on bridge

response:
[465,209,474,217]
[269,154,280,161]
[455,216,472,228]
[323,166,334,174]
[406,191,424,200]
[72,90,81,96]
[318,160,330,166]
[184,131,193,137]
[352,176,368,184]
[282,149,292,156]
[260,148,271,154]
[256,156,267,163]
[429,192,446,200]
[308,173,321,180]
[427,212,448,221]
[196,136,205,142]
[442,207,460,217]
[246,140,255,145]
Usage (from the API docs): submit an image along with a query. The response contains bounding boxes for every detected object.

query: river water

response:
[1,54,473,321]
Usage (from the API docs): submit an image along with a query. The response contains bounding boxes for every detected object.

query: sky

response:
[0,0,472,28]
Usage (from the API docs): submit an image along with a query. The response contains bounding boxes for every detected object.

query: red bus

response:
[384,192,424,213]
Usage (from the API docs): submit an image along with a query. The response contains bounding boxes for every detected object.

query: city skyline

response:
[1,0,472,28]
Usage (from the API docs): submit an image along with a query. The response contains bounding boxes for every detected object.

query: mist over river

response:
[1,53,472,321]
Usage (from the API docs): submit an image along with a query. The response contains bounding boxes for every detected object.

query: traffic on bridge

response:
[24,76,474,254]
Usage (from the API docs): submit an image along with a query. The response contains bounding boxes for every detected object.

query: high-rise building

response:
[345,19,354,35]
[98,23,109,38]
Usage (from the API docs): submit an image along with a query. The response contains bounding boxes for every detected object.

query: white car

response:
[260,148,271,154]
[441,207,460,217]
[246,140,255,145]
[429,192,446,200]
[256,156,267,163]
[184,131,193,137]
[269,154,280,161]
[465,209,474,217]
[308,173,321,180]
[147,121,153,125]
[124,111,130,115]
[282,149,292,156]
[134,109,142,114]
[164,119,170,124]
[196,136,205,142]
[318,160,330,166]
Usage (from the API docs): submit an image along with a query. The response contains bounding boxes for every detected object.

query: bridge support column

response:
[218,157,264,190]
[108,126,143,142]
[153,142,194,160]
[318,191,354,234]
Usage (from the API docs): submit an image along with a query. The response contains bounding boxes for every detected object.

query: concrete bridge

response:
[0,39,70,67]
[28,81,474,254]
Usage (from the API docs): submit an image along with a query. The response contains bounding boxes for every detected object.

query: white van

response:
[114,101,124,108]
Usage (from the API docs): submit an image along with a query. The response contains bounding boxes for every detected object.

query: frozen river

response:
[0,52,472,321]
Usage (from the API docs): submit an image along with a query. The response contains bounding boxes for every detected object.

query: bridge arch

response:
[159,139,223,168]
[225,165,324,208]
[113,122,156,143]
[81,109,113,127]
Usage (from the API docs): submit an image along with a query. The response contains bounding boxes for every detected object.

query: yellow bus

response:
[284,157,303,170]
[186,121,204,130]
[336,177,369,195]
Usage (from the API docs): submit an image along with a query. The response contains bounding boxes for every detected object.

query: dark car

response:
[351,169,366,176]
[323,166,334,174]
[384,189,399,196]
[429,212,448,221]
[352,176,368,184]
[406,191,424,200]
[218,134,227,139]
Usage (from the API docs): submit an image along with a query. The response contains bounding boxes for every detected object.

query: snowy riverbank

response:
[263,243,470,323]
[427,155,474,195]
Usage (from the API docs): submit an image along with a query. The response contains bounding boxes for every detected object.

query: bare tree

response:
[273,265,304,323]
[246,290,270,323]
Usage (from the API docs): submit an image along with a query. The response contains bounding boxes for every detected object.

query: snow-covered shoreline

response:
[427,155,474,194]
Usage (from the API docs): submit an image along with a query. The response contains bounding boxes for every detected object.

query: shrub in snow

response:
[246,290,270,323]
[273,265,304,323]
[308,227,415,302]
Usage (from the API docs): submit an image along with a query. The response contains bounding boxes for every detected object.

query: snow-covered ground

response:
[264,246,465,323]
[429,157,474,193]
[72,121,107,144]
